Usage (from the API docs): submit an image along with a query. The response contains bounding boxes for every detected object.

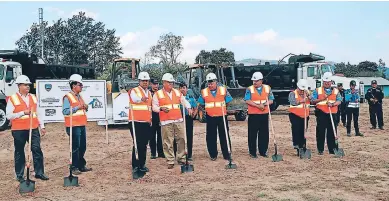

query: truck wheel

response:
[197,107,207,123]
[234,110,247,121]
[0,103,9,131]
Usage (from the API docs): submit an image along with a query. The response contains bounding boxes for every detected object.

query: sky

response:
[1,1,389,65]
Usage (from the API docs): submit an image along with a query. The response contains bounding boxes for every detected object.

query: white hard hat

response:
[206,73,217,81]
[297,79,308,90]
[322,72,333,82]
[251,72,263,80]
[69,74,83,84]
[138,72,150,80]
[162,73,175,82]
[15,75,31,84]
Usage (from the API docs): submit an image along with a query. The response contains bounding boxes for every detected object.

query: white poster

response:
[112,92,130,121]
[36,79,107,122]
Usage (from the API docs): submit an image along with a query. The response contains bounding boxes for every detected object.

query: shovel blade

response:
[333,148,345,158]
[225,160,237,169]
[181,164,194,173]
[272,154,283,162]
[64,176,79,187]
[19,179,35,194]
[132,170,146,180]
[299,148,312,159]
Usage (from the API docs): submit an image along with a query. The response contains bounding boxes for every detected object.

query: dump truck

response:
[182,63,247,123]
[223,53,364,111]
[0,50,95,131]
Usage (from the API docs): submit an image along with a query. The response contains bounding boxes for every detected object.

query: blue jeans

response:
[65,126,87,169]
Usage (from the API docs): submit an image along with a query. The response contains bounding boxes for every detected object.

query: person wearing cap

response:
[345,80,363,137]
[311,72,342,155]
[173,82,198,161]
[62,74,92,175]
[148,78,164,159]
[6,75,49,182]
[128,72,153,173]
[336,83,346,127]
[365,80,384,130]
[244,72,275,158]
[288,79,311,156]
[197,73,234,161]
[152,73,192,169]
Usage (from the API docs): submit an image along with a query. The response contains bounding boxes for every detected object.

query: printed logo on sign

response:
[45,109,56,116]
[88,98,103,109]
[45,84,52,92]
[118,111,128,117]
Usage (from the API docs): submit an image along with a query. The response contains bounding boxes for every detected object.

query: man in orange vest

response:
[152,73,192,169]
[6,75,49,182]
[244,72,274,158]
[128,72,153,173]
[288,79,311,156]
[311,72,342,155]
[197,73,233,161]
[62,74,92,175]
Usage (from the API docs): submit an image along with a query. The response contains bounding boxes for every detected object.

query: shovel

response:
[266,97,283,162]
[221,102,237,169]
[180,103,194,173]
[299,92,312,159]
[328,102,345,158]
[19,110,36,194]
[129,103,146,180]
[64,105,79,187]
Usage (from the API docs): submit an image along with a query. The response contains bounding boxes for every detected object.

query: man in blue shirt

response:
[197,73,233,161]
[173,82,198,161]
[345,80,363,137]
[311,72,342,155]
[244,72,275,158]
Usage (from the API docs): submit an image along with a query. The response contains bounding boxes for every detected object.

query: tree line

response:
[15,11,387,81]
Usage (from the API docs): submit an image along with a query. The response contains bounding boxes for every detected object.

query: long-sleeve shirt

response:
[345,89,360,108]
[365,87,384,105]
[197,87,233,106]
[6,92,45,129]
[129,87,151,123]
[62,93,88,116]
[181,95,198,116]
[152,88,191,126]
[243,86,275,102]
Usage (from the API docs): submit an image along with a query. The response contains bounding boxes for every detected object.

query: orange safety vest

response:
[9,93,39,131]
[201,86,227,117]
[156,88,183,121]
[63,92,87,127]
[247,85,270,115]
[289,90,310,118]
[128,86,152,123]
[315,87,339,114]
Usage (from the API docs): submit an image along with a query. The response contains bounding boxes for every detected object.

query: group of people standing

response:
[7,70,385,182]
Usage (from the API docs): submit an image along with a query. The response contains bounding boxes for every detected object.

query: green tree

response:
[195,48,235,65]
[15,11,122,74]
[148,32,184,68]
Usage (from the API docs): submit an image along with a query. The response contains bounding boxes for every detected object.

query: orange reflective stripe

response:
[10,93,39,130]
[247,85,270,114]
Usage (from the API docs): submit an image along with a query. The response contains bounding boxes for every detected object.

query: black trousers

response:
[289,113,309,149]
[149,112,163,157]
[12,128,45,178]
[336,103,346,125]
[129,122,151,169]
[206,115,232,159]
[316,109,338,153]
[248,114,269,156]
[369,104,384,128]
[174,115,194,158]
[65,126,87,169]
[346,107,360,134]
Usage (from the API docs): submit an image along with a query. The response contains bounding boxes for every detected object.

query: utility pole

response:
[39,8,44,58]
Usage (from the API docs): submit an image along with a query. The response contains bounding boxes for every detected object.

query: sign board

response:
[36,80,107,123]
[112,92,130,121]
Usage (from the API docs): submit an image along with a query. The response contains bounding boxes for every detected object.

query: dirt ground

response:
[0,103,389,201]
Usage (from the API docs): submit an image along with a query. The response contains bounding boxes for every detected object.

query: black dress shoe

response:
[35,174,49,180]
[158,154,165,158]
[140,166,149,172]
[379,127,384,130]
[16,176,25,182]
[210,157,217,161]
[318,151,324,155]
[260,154,268,158]
[79,167,92,172]
[249,154,258,158]
[150,155,157,159]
